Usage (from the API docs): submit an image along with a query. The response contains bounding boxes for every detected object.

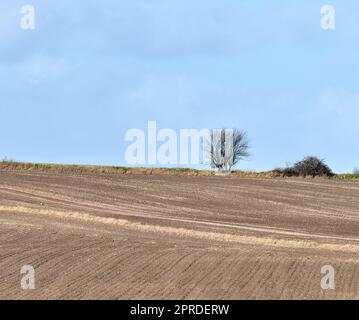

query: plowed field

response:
[1,170,359,299]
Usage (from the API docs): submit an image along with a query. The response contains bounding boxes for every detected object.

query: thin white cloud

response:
[13,54,75,83]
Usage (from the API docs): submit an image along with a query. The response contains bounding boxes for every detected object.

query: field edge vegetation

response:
[1,160,358,181]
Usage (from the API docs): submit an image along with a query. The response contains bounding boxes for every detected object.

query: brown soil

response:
[1,169,359,299]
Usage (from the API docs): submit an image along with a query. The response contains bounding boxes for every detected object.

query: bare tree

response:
[208,128,250,173]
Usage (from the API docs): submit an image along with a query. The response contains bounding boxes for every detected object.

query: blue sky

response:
[0,0,358,172]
